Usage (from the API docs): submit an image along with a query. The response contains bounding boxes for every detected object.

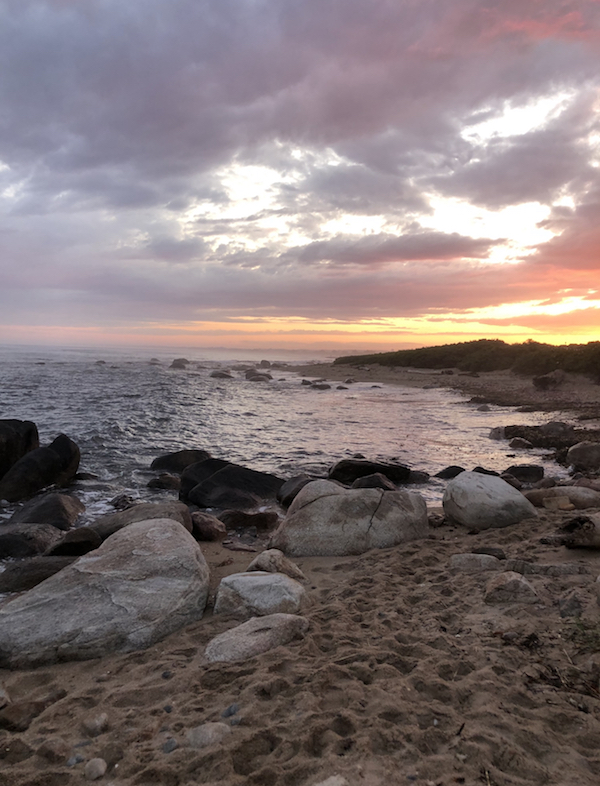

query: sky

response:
[1,0,600,352]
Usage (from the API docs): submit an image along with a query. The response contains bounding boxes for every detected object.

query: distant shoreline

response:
[293,362,600,422]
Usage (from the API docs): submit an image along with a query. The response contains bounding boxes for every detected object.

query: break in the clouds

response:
[1,0,600,347]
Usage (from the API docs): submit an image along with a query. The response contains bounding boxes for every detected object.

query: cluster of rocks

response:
[1,415,600,673]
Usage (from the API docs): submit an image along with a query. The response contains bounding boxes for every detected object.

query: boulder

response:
[147,473,181,491]
[89,500,192,541]
[246,549,307,582]
[270,480,428,557]
[504,465,544,484]
[276,474,313,508]
[214,572,306,618]
[0,420,39,481]
[186,464,284,509]
[328,459,410,485]
[209,370,233,379]
[351,472,396,491]
[191,511,227,541]
[0,434,80,502]
[524,486,600,510]
[204,613,309,663]
[0,518,210,668]
[0,523,63,559]
[567,441,600,472]
[150,449,212,473]
[8,492,85,531]
[442,471,537,531]
[187,722,231,749]
[46,526,103,556]
[484,572,539,604]
[0,556,77,593]
[180,458,230,499]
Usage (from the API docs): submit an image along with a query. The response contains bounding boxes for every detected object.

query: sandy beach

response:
[1,367,600,786]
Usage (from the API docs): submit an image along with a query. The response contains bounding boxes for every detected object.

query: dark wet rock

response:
[210,369,233,379]
[147,473,181,491]
[504,465,544,483]
[472,466,499,476]
[311,383,331,390]
[191,511,227,541]
[0,434,80,502]
[180,458,230,500]
[406,470,430,484]
[259,360,271,368]
[533,370,565,390]
[351,472,396,491]
[46,526,103,556]
[170,358,189,369]
[508,437,533,449]
[336,385,348,390]
[559,592,583,618]
[489,427,505,440]
[0,556,77,593]
[218,509,280,532]
[246,373,272,382]
[502,422,594,450]
[0,736,33,763]
[89,500,193,541]
[300,379,313,386]
[151,449,212,473]
[328,459,411,485]
[0,420,39,481]
[276,475,313,508]
[567,441,600,472]
[0,523,63,558]
[435,465,465,479]
[500,473,522,490]
[8,492,85,532]
[185,463,284,509]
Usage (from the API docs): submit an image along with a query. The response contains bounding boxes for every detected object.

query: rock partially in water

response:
[0,434,80,503]
[8,492,85,531]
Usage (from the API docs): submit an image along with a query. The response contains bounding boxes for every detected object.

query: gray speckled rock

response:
[0,519,210,668]
[270,480,428,557]
[204,613,309,663]
[214,571,306,618]
[443,471,537,531]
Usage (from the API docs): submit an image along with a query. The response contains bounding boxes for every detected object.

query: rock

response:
[472,466,499,476]
[524,486,600,510]
[406,470,430,484]
[0,522,63,558]
[276,474,313,507]
[567,441,600,472]
[46,527,103,556]
[508,437,533,449]
[186,463,284,509]
[443,471,537,531]
[247,373,272,382]
[147,473,181,491]
[542,496,574,511]
[151,449,212,473]
[504,465,544,484]
[85,757,108,780]
[246,549,307,582]
[210,369,233,379]
[0,736,33,763]
[0,434,80,502]
[450,553,502,573]
[0,685,10,710]
[36,736,70,763]
[555,514,600,548]
[473,546,506,560]
[351,472,397,491]
[218,509,280,532]
[435,465,465,479]
[489,427,505,440]
[559,592,583,618]
[8,492,85,531]
[500,473,522,490]
[311,383,331,390]
[484,572,539,604]
[0,518,210,668]
[90,500,193,541]
[214,572,306,618]
[328,459,410,485]
[180,458,231,499]
[0,556,77,593]
[186,722,232,749]
[313,777,349,786]
[204,613,309,663]
[270,480,428,557]
[191,511,227,541]
[0,419,39,481]
[82,712,110,737]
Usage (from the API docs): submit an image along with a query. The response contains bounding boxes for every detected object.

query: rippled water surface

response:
[0,346,569,518]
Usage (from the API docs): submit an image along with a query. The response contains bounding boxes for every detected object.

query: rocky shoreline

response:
[1,378,600,786]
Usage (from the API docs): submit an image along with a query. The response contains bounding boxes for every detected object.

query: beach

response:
[1,367,600,786]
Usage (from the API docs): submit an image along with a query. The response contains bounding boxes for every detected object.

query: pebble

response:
[67,753,86,767]
[221,703,239,718]
[162,738,178,754]
[82,712,109,737]
[36,736,70,763]
[186,722,232,749]
[85,757,108,780]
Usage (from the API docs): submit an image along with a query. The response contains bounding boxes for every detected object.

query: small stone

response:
[162,738,179,754]
[484,572,539,605]
[221,703,239,718]
[161,670,173,679]
[559,592,583,618]
[36,736,70,763]
[450,553,502,573]
[0,737,33,764]
[82,712,110,737]
[67,753,86,767]
[85,757,108,780]
[186,722,232,749]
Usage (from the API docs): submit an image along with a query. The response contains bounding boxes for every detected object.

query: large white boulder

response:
[214,571,306,618]
[443,471,537,530]
[204,613,309,663]
[0,518,210,668]
[269,480,428,557]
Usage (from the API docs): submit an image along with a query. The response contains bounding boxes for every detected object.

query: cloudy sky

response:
[1,0,600,350]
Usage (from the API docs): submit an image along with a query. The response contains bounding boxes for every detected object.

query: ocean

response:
[0,344,569,523]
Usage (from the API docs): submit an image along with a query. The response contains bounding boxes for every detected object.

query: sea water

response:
[0,345,569,523]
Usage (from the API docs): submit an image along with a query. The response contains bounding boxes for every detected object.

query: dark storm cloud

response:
[1,0,599,334]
